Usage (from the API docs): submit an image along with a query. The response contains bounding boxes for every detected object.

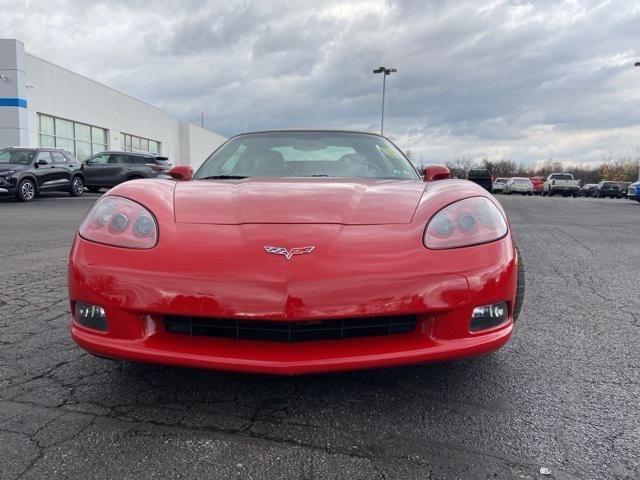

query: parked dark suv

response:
[467,168,493,192]
[82,151,172,192]
[0,147,85,202]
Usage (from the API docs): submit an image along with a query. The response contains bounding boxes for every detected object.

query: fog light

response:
[470,302,508,331]
[75,302,108,331]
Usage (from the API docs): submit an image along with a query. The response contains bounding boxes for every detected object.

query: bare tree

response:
[445,156,475,179]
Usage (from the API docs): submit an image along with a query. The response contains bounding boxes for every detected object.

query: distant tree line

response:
[443,154,640,184]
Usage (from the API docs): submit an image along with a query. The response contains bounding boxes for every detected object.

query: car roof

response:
[97,151,168,158]
[3,146,67,151]
[233,129,384,138]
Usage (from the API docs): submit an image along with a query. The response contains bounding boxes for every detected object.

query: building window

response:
[38,114,108,160]
[122,133,161,154]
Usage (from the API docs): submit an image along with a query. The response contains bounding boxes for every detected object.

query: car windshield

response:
[495,178,506,183]
[552,174,573,180]
[514,178,530,184]
[0,148,36,165]
[195,131,419,180]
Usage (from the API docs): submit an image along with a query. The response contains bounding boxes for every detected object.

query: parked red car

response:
[530,176,544,195]
[68,130,524,375]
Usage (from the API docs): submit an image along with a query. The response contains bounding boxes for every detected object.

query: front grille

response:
[163,315,417,343]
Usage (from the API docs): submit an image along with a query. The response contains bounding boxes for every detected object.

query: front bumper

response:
[69,224,517,375]
[0,179,17,195]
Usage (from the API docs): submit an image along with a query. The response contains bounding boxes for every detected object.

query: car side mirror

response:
[37,159,49,166]
[169,165,193,181]
[422,165,450,182]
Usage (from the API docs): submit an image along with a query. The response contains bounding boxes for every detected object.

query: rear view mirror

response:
[422,165,450,182]
[169,165,193,181]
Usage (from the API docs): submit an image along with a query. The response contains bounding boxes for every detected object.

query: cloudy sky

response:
[2,0,639,165]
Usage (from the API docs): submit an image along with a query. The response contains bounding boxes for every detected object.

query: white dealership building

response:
[0,39,225,169]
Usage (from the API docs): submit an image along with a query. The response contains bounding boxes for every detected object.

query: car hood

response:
[0,163,28,174]
[174,178,427,225]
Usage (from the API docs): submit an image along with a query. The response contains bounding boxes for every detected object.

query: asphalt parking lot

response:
[1,193,638,480]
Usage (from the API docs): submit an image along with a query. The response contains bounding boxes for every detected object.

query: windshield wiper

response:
[200,175,249,180]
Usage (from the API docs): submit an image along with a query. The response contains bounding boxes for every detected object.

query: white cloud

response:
[0,0,638,164]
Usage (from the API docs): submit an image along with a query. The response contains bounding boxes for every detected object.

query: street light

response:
[373,66,397,135]
[636,62,640,180]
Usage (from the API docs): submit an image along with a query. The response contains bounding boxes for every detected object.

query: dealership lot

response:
[0,194,638,479]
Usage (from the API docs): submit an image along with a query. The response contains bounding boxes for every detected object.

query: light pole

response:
[636,62,640,180]
[373,66,397,135]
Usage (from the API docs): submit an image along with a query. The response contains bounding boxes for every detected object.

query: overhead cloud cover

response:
[1,0,639,164]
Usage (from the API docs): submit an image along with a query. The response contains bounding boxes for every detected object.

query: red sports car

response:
[68,130,524,375]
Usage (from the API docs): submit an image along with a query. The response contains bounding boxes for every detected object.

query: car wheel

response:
[17,178,36,202]
[69,176,84,197]
[513,245,525,322]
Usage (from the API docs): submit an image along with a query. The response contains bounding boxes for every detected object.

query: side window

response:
[88,154,109,164]
[35,151,52,164]
[132,156,149,165]
[108,154,129,164]
[51,152,67,165]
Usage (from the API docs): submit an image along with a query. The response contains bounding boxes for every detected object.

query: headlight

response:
[79,196,158,249]
[424,197,507,249]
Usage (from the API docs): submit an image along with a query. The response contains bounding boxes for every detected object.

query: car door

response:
[33,151,58,190]
[102,153,132,186]
[83,153,110,186]
[50,151,72,191]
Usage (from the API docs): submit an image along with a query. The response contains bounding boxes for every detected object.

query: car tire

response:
[513,245,525,322]
[17,178,36,202]
[69,176,84,197]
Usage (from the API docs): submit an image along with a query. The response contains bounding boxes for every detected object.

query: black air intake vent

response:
[163,315,416,343]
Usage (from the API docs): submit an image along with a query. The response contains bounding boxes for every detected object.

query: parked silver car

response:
[503,177,533,195]
[492,177,508,194]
